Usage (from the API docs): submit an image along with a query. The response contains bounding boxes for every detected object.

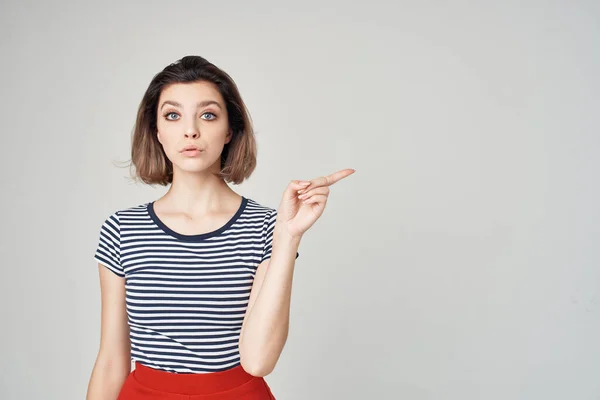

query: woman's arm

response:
[238,226,300,377]
[86,264,131,400]
[239,170,353,376]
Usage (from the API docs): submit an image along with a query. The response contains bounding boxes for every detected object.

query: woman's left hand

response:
[276,169,355,238]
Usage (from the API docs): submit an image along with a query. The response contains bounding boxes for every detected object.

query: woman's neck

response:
[158,171,240,216]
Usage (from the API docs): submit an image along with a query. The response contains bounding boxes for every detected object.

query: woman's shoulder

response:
[98,201,151,223]
[243,197,277,216]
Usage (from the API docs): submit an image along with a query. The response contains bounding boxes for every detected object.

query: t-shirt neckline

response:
[146,196,248,242]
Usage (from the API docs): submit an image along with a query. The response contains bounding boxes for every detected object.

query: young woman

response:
[86,55,354,399]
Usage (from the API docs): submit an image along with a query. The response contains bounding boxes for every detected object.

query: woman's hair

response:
[128,55,257,186]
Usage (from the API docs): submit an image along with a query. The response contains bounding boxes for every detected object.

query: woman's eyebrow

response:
[160,100,222,110]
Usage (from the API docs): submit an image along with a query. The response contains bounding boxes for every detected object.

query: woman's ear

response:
[225,129,233,144]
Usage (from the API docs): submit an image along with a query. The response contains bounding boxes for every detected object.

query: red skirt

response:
[118,362,276,399]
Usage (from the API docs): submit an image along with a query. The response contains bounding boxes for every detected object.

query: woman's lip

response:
[181,149,203,156]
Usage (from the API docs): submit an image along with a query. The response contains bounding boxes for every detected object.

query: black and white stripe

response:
[94,196,298,373]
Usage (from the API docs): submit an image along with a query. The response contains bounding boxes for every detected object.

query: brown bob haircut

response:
[129,55,256,186]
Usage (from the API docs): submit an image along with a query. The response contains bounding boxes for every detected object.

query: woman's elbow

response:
[241,361,274,377]
[239,351,275,377]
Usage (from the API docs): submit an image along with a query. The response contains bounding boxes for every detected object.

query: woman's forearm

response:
[86,355,130,400]
[239,224,301,376]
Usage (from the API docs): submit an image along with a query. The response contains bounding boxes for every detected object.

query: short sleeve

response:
[94,212,124,277]
[260,209,300,263]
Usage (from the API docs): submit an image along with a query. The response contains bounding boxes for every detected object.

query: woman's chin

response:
[173,161,219,175]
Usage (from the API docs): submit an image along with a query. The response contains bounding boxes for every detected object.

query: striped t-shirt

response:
[93,196,299,374]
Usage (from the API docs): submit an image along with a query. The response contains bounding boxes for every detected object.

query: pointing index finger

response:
[326,169,355,185]
[301,169,355,192]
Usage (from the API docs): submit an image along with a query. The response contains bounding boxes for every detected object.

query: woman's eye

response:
[163,112,215,121]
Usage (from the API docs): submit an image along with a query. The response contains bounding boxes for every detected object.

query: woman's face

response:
[156,81,231,176]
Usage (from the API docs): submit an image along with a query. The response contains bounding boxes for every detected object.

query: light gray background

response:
[1,1,599,399]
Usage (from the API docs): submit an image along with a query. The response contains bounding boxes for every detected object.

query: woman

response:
[86,55,354,399]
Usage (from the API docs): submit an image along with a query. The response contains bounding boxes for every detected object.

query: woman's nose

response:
[185,129,199,139]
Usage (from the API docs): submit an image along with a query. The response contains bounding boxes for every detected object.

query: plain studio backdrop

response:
[1,1,599,399]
